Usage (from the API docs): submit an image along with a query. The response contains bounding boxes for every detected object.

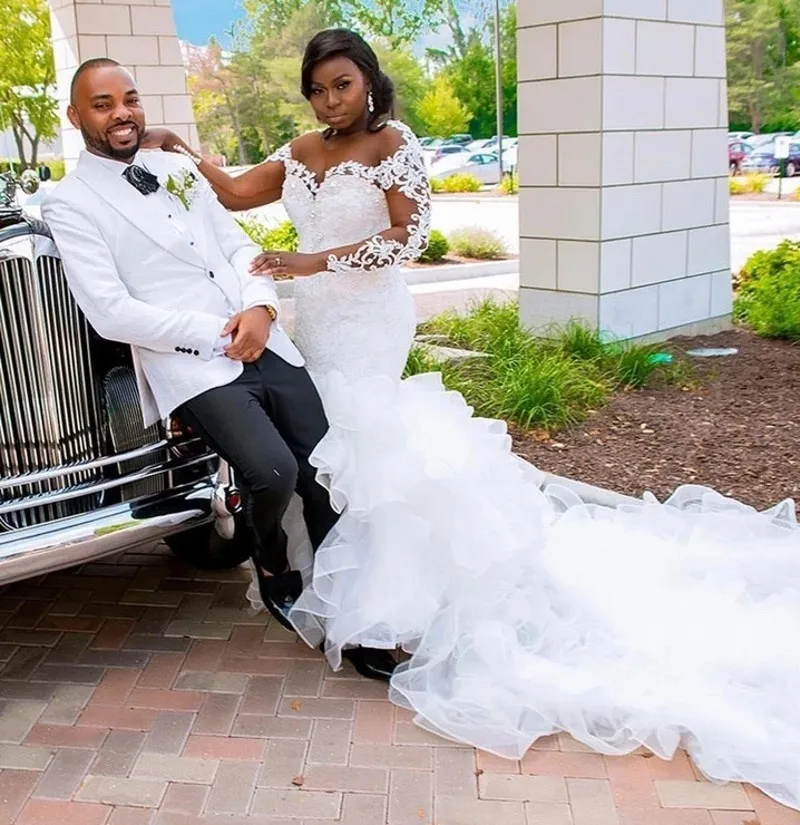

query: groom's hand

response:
[223,307,272,363]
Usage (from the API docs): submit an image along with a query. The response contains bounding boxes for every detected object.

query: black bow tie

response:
[122,164,160,196]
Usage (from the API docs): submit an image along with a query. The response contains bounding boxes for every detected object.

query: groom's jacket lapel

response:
[73,151,204,269]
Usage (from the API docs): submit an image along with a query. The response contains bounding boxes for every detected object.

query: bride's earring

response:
[368,91,375,113]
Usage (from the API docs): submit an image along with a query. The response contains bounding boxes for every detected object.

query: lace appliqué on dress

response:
[324,123,431,273]
[265,143,318,194]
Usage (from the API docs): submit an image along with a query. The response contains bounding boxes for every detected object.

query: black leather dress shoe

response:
[255,568,302,632]
[341,647,397,682]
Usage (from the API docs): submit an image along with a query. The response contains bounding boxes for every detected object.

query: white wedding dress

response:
[246,122,800,810]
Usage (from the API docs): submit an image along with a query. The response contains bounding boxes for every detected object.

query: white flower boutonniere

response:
[165,169,198,210]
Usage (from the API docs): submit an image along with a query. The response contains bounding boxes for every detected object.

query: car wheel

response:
[165,512,253,570]
[786,162,796,177]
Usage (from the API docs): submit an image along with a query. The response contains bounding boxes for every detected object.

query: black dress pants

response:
[176,350,339,574]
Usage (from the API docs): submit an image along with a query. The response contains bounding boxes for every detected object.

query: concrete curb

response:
[275,258,519,298]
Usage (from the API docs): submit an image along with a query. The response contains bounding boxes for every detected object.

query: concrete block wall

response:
[517,0,732,340]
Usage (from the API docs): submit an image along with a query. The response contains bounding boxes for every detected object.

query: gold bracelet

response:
[264,305,277,322]
[173,144,203,166]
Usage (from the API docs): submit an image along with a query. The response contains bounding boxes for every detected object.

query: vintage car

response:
[0,170,251,584]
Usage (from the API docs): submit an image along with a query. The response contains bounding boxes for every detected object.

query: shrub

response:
[236,217,299,252]
[431,173,482,193]
[0,158,64,180]
[419,229,449,263]
[265,219,299,252]
[417,300,674,431]
[403,345,442,377]
[448,226,507,259]
[497,171,519,195]
[45,159,65,181]
[729,172,770,195]
[734,241,800,339]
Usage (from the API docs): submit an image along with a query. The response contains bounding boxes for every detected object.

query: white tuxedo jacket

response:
[42,150,303,427]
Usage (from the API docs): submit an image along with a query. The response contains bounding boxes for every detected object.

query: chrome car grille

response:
[0,252,104,527]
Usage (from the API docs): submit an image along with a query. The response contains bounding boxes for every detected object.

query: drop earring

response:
[368,91,375,113]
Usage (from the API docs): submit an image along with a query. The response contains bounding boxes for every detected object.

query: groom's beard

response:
[81,124,141,161]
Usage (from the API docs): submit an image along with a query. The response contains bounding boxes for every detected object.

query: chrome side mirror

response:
[19,169,40,195]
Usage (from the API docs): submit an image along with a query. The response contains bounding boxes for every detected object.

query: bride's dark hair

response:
[301,28,395,134]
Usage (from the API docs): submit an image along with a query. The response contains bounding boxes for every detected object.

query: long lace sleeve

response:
[325,122,431,273]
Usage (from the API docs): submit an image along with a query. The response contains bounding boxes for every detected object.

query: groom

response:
[42,58,395,682]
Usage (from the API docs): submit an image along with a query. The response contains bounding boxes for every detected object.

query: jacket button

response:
[193,350,199,356]
[174,346,180,352]
[209,271,215,279]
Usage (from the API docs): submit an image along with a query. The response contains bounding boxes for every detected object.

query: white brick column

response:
[517,0,731,340]
[48,0,199,171]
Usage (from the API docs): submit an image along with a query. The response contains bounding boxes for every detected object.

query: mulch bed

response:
[512,328,800,512]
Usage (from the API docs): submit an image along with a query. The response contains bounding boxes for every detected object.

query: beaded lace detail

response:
[265,121,431,272]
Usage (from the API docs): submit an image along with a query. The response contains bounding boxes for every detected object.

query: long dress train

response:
[246,122,800,811]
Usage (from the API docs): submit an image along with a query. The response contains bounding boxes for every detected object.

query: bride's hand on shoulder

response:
[140,126,186,153]
[249,250,323,278]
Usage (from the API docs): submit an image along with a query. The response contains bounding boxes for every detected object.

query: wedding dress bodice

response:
[266,121,430,380]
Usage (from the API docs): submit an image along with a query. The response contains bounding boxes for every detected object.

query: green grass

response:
[409,300,679,431]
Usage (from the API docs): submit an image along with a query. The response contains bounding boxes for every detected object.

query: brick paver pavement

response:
[0,543,797,825]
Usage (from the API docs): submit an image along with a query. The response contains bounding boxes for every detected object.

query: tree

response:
[186,38,248,164]
[228,0,339,160]
[440,0,517,138]
[727,0,800,132]
[416,74,472,136]
[374,42,428,135]
[339,0,447,48]
[445,37,496,137]
[0,0,58,168]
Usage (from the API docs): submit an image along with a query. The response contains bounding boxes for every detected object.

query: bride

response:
[145,28,800,811]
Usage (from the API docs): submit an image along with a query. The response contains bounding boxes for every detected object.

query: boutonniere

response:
[165,169,198,210]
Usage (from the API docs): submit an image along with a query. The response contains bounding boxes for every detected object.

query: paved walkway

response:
[0,544,797,825]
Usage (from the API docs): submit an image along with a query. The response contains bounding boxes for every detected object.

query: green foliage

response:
[497,171,518,195]
[338,0,447,48]
[403,345,442,377]
[442,2,517,138]
[237,217,299,252]
[726,0,800,132]
[448,226,507,259]
[416,75,472,138]
[431,173,482,193]
[734,241,800,339]
[0,0,59,169]
[419,229,450,263]
[414,300,672,431]
[374,44,428,136]
[43,158,65,181]
[729,173,771,194]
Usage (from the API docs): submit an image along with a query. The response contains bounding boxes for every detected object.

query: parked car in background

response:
[447,134,473,146]
[0,170,250,585]
[729,140,750,173]
[428,144,470,166]
[741,139,800,176]
[745,132,793,150]
[430,151,500,185]
[469,136,518,153]
[729,131,754,142]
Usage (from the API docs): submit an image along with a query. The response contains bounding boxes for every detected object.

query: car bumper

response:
[0,480,217,585]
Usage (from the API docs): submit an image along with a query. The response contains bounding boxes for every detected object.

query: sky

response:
[171,0,242,46]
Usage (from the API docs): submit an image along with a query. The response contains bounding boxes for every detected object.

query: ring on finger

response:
[275,255,282,268]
